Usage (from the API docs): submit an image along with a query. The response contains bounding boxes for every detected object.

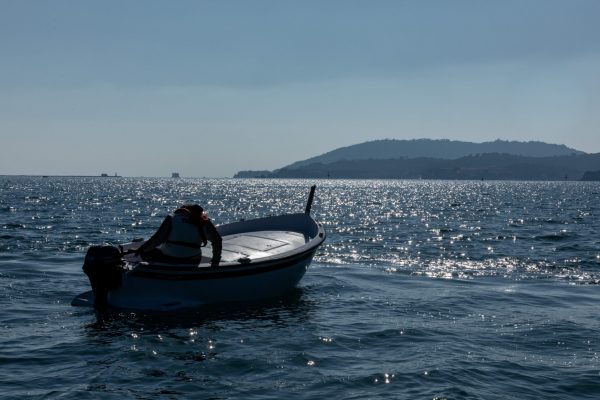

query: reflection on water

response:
[84,288,312,336]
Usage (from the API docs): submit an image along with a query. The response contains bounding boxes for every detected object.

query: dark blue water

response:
[1,177,600,399]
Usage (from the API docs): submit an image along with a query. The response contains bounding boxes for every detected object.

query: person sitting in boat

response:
[135,204,222,266]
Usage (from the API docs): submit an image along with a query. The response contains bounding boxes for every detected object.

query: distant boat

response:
[172,172,180,178]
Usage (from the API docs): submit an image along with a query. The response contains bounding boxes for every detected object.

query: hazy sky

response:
[1,1,599,177]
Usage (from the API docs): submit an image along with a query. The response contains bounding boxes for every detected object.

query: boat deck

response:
[217,230,309,262]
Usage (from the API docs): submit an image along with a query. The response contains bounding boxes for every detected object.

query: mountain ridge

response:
[234,139,594,180]
[284,139,584,170]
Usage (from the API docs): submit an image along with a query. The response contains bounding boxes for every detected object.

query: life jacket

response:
[159,209,207,258]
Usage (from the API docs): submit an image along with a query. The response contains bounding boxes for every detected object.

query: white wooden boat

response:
[72,186,325,311]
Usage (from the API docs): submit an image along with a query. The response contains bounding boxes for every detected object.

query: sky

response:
[1,0,599,177]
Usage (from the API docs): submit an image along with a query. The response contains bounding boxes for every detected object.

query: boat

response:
[72,186,326,311]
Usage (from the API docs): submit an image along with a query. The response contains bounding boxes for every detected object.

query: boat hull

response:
[107,249,317,310]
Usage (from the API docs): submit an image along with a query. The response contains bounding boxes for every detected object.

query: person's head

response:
[187,204,203,216]
[176,204,203,214]
[175,204,208,225]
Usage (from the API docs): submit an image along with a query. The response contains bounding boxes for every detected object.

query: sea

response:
[1,177,600,399]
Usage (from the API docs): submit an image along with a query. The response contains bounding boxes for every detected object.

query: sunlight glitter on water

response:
[307,180,600,283]
[2,177,600,399]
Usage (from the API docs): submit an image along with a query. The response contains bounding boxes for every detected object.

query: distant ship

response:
[100,173,120,178]
[171,172,180,178]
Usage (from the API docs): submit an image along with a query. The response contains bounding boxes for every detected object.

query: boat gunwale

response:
[126,213,326,280]
[129,245,320,280]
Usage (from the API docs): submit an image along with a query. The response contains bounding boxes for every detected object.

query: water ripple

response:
[2,177,600,399]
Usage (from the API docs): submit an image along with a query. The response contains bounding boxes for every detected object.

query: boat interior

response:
[123,230,310,268]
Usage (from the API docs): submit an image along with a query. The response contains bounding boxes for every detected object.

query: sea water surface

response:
[1,177,600,399]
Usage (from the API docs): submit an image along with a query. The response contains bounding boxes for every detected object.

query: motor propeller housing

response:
[82,245,124,309]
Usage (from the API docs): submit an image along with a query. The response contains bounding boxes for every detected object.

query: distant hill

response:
[234,139,594,180]
[284,139,584,170]
[258,153,600,180]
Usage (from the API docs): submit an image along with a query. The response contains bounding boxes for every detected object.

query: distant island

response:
[234,139,600,181]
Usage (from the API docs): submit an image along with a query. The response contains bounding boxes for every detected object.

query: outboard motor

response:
[82,245,124,309]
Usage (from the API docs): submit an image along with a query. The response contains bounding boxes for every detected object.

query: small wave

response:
[545,218,568,225]
[3,223,26,229]
[555,244,581,252]
[535,232,574,241]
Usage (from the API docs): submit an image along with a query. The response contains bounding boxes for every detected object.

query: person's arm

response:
[136,215,172,254]
[203,219,222,266]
